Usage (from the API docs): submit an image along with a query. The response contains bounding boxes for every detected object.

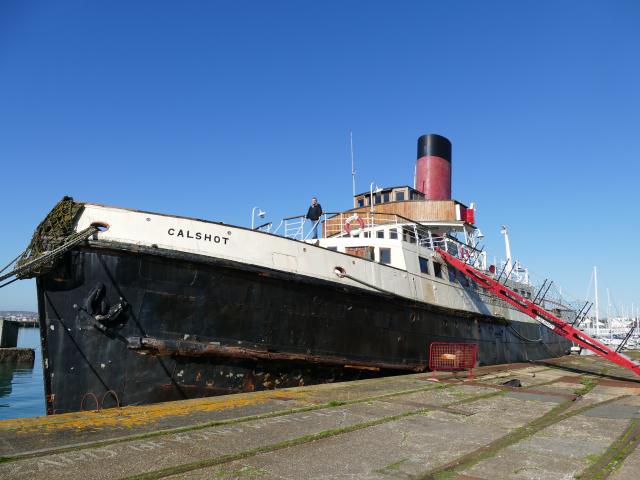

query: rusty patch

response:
[127,335,426,372]
[596,378,640,388]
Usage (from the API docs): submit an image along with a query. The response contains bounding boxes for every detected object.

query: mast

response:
[594,266,599,336]
[500,226,513,276]
[607,288,611,333]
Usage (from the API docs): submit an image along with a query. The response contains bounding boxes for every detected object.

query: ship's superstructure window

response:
[403,227,416,244]
[352,185,424,208]
[379,248,391,264]
[327,246,338,252]
[433,262,443,278]
[376,230,384,239]
[419,256,429,274]
[364,231,370,238]
[448,268,456,283]
[389,228,398,239]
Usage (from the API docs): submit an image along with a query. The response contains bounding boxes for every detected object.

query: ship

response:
[19,133,572,414]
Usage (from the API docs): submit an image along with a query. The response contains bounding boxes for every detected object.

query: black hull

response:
[37,244,571,414]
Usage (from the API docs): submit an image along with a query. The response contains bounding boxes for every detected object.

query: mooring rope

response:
[506,323,543,343]
[0,225,98,288]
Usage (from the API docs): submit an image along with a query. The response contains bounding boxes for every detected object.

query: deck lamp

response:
[252,207,266,229]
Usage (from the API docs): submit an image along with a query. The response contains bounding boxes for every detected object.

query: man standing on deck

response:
[306,196,323,239]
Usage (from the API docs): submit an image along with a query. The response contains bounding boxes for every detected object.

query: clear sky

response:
[1,1,639,316]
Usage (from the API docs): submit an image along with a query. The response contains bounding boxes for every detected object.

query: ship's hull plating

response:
[37,244,570,414]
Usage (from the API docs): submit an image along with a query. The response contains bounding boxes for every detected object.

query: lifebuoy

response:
[344,215,365,234]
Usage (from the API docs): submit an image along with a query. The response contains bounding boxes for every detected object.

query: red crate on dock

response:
[429,342,478,378]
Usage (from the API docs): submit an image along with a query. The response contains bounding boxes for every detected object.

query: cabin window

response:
[395,191,405,201]
[448,267,456,283]
[419,256,429,274]
[376,230,385,239]
[403,227,416,244]
[357,199,364,207]
[389,228,398,239]
[383,192,390,203]
[379,248,391,264]
[364,231,370,238]
[433,262,443,278]
[327,246,338,252]
[375,193,382,204]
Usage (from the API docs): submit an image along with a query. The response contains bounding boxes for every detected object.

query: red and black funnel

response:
[415,134,452,200]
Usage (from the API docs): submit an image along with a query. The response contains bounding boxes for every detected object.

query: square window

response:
[403,228,416,243]
[419,257,429,274]
[433,262,443,278]
[365,247,375,260]
[448,267,456,282]
[364,231,370,238]
[395,191,405,201]
[379,248,391,264]
[383,192,390,203]
[389,228,398,239]
[376,230,384,239]
[357,199,364,207]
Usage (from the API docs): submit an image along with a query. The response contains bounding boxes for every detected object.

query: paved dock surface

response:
[1,355,640,479]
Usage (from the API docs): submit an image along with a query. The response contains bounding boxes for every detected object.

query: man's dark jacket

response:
[306,204,323,221]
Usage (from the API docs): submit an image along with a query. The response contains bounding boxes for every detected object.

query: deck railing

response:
[269,212,486,269]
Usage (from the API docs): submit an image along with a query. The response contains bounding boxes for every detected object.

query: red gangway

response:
[435,247,640,377]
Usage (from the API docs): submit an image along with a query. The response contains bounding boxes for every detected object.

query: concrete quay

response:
[1,355,640,480]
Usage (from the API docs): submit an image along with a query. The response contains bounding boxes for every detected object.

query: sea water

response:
[0,327,45,419]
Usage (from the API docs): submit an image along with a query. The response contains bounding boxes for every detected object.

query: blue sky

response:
[1,1,639,316]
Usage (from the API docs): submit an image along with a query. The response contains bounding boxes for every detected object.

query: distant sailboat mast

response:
[594,266,599,336]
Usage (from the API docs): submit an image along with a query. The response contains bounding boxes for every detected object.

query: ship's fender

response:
[343,215,364,234]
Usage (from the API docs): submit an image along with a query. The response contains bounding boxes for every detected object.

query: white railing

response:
[276,212,486,269]
[284,216,306,240]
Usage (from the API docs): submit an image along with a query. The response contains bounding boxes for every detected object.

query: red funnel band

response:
[415,134,452,200]
[416,155,451,200]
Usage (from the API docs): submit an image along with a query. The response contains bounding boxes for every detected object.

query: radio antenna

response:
[350,130,356,197]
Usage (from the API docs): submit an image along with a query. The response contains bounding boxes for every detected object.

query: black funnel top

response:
[417,134,452,162]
